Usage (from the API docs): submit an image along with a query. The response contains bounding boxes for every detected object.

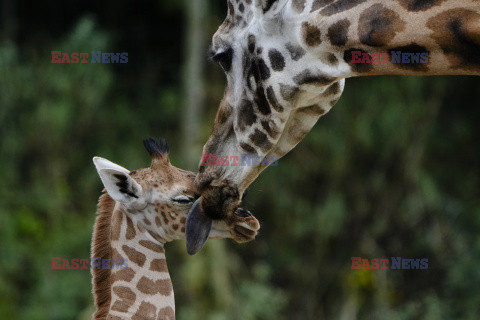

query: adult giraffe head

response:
[186,0,346,253]
[186,0,480,253]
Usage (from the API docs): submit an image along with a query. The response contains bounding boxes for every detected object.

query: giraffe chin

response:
[186,197,258,255]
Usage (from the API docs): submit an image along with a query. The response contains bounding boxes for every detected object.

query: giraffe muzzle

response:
[185,197,255,255]
[186,179,243,254]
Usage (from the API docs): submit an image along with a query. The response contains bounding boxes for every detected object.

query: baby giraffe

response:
[91,138,260,320]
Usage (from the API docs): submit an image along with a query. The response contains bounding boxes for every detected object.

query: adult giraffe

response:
[185,0,480,254]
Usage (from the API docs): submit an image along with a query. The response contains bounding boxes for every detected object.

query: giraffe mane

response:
[143,137,169,157]
[91,191,116,319]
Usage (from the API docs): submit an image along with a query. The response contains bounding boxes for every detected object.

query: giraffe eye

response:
[173,195,194,204]
[210,47,233,72]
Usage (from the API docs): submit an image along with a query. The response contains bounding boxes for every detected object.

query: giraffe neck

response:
[91,194,175,320]
[297,0,480,76]
[107,205,175,320]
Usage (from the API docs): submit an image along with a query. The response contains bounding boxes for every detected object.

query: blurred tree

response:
[181,0,207,170]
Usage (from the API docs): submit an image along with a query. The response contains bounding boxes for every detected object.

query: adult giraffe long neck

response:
[91,193,175,320]
[183,0,480,237]
[300,0,480,76]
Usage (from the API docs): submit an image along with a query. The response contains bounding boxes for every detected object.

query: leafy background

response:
[0,1,479,319]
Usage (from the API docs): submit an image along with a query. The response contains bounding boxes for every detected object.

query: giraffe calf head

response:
[93,138,259,252]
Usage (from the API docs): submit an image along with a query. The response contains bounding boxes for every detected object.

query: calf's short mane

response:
[91,192,115,319]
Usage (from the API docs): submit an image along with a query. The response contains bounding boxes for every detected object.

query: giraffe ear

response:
[185,198,212,255]
[93,157,143,204]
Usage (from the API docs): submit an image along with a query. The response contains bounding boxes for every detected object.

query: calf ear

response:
[93,157,143,204]
[185,198,212,255]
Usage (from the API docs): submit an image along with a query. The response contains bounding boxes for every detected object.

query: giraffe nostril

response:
[234,207,252,217]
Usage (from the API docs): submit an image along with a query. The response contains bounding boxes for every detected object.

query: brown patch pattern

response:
[257,58,271,80]
[302,22,322,46]
[111,300,131,313]
[157,279,173,296]
[139,240,164,253]
[299,104,327,116]
[111,210,123,241]
[111,286,136,313]
[157,306,175,320]
[114,267,135,282]
[161,211,169,224]
[137,276,159,295]
[137,276,173,296]
[237,100,257,131]
[397,0,447,12]
[358,4,406,47]
[125,216,136,240]
[122,245,146,267]
[285,43,306,61]
[287,117,311,145]
[268,49,286,71]
[261,120,281,140]
[249,129,273,152]
[266,86,284,112]
[215,101,233,125]
[255,86,272,116]
[293,69,335,86]
[111,247,123,261]
[132,301,158,320]
[240,142,257,155]
[426,9,480,71]
[328,19,350,46]
[279,84,299,101]
[324,82,341,96]
[150,259,169,273]
[327,53,338,65]
[248,34,256,53]
[330,98,339,107]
